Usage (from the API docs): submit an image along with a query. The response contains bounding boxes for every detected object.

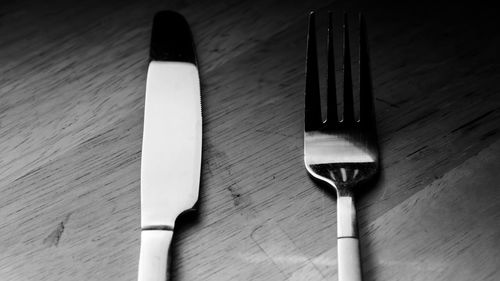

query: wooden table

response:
[1,0,499,280]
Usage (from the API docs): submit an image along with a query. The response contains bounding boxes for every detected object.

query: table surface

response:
[1,0,499,280]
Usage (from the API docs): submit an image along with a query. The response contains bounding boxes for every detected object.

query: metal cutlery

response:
[304,12,379,281]
[138,11,202,281]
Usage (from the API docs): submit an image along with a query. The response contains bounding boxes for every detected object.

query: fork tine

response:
[359,13,374,123]
[326,11,338,128]
[305,11,322,131]
[342,13,355,124]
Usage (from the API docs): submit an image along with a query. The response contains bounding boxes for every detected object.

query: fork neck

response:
[336,192,358,238]
[336,187,355,198]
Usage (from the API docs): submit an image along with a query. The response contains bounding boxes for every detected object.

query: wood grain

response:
[1,0,499,280]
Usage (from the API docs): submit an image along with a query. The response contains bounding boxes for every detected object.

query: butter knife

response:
[138,11,201,281]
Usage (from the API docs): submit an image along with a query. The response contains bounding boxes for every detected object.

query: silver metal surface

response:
[304,10,379,228]
[303,12,379,281]
[138,11,201,281]
[141,61,202,229]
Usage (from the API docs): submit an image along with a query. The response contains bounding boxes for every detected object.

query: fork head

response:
[304,12,379,196]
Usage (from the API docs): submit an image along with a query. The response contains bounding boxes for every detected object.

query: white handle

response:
[338,237,362,281]
[337,196,362,281]
[138,230,174,281]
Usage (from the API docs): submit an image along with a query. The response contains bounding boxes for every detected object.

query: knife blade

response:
[138,11,201,281]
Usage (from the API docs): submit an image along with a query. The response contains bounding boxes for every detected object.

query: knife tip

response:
[150,11,197,65]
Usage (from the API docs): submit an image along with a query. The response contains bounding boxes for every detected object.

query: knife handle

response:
[337,195,363,281]
[138,230,173,281]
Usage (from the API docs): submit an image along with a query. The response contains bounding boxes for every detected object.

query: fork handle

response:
[338,238,362,281]
[337,196,362,281]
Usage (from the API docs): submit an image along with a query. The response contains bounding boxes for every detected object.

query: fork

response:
[304,12,379,281]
